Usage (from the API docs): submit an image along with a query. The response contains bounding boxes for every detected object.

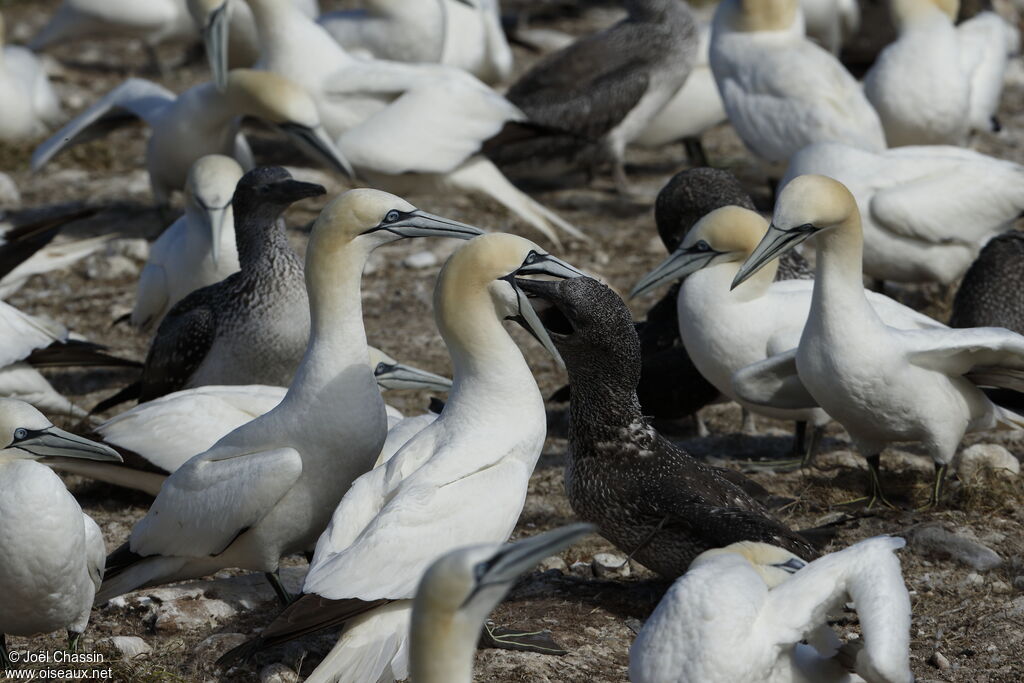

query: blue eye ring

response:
[384,210,401,223]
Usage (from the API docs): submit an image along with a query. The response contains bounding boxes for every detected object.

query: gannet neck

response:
[232,204,293,270]
[811,211,877,330]
[721,0,800,33]
[245,0,349,68]
[177,82,239,136]
[409,610,478,683]
[891,0,957,28]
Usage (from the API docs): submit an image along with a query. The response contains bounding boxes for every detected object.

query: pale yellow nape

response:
[691,540,803,588]
[224,69,320,127]
[732,0,799,32]
[308,188,415,253]
[686,205,770,256]
[774,174,858,232]
[890,0,959,24]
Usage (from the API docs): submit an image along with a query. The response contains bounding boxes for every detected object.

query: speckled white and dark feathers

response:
[950,230,1024,333]
[532,277,819,578]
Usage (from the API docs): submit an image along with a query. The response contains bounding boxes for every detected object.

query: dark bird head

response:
[233,166,326,210]
[654,168,755,253]
[515,276,641,392]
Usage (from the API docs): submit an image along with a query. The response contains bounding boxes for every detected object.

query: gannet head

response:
[185,154,244,267]
[0,399,122,463]
[632,206,768,298]
[513,276,642,387]
[224,69,355,180]
[654,168,756,253]
[891,0,958,28]
[410,524,592,676]
[232,166,325,228]
[367,346,452,393]
[732,174,856,289]
[690,541,807,589]
[435,233,586,367]
[719,0,799,32]
[188,0,231,90]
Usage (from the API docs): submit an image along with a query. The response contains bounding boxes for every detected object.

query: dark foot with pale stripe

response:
[2,633,12,669]
[478,621,568,656]
[265,571,295,607]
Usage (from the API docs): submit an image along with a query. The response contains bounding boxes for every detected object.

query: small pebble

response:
[260,663,299,683]
[592,552,631,579]
[104,636,152,659]
[991,580,1012,594]
[929,652,951,670]
[537,555,568,573]
[1013,576,1024,592]
[962,572,984,588]
[403,251,438,269]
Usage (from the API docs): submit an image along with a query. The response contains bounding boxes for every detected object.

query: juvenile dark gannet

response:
[131,154,244,332]
[950,230,1024,334]
[51,348,453,495]
[319,0,513,84]
[630,536,913,683]
[0,399,122,669]
[409,524,593,683]
[864,0,1015,146]
[516,275,818,578]
[632,206,943,466]
[96,189,483,605]
[489,0,698,192]
[733,174,1024,508]
[783,142,1024,286]
[709,0,885,162]
[0,12,62,141]
[31,69,353,206]
[217,232,585,682]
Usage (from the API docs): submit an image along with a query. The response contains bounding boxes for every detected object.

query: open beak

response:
[374,362,453,392]
[630,248,719,299]
[465,523,594,605]
[365,211,485,241]
[515,251,587,280]
[276,122,356,181]
[198,201,231,267]
[14,426,122,462]
[204,0,231,91]
[732,223,815,290]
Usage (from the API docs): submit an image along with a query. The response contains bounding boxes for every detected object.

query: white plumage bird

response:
[732,174,1024,508]
[800,0,860,55]
[0,399,121,669]
[0,12,63,141]
[709,0,885,162]
[630,536,913,683]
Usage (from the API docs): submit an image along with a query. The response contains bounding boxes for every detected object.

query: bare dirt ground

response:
[2,1,1024,681]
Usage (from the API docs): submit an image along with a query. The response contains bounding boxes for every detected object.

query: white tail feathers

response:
[304,602,412,683]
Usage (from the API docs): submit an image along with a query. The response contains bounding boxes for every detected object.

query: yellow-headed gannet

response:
[800,0,860,55]
[0,399,121,668]
[630,536,913,683]
[732,174,1024,507]
[95,188,482,605]
[217,232,586,682]
[709,0,885,162]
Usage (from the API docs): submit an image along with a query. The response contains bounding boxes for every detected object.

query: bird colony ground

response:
[1,1,1024,682]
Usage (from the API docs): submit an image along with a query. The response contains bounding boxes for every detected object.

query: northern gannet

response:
[800,0,860,55]
[630,536,913,683]
[409,524,593,683]
[783,142,1024,285]
[31,69,352,206]
[0,399,121,669]
[491,0,697,192]
[709,0,885,162]
[633,204,946,467]
[52,348,452,496]
[95,167,323,413]
[96,189,483,605]
[518,275,818,578]
[950,231,1024,334]
[217,232,585,682]
[0,12,62,141]
[864,0,1014,146]
[131,154,244,332]
[319,0,514,84]
[201,0,580,243]
[732,174,1024,507]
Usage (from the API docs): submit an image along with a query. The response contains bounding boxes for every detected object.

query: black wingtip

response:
[90,381,143,416]
[27,341,142,369]
[216,636,263,669]
[104,541,144,581]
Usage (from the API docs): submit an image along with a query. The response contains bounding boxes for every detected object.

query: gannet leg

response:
[67,630,82,653]
[1,634,10,668]
[694,410,710,438]
[478,622,567,656]
[800,424,824,469]
[741,408,757,435]
[265,570,295,607]
[613,160,632,197]
[838,454,898,510]
[792,421,807,455]
[683,137,708,167]
[916,463,948,511]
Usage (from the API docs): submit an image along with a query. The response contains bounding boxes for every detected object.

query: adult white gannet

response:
[864,0,1014,146]
[0,399,121,669]
[96,189,483,605]
[198,0,579,242]
[32,69,352,206]
[630,536,913,683]
[800,0,860,55]
[50,348,452,495]
[709,0,885,162]
[319,0,513,84]
[131,155,244,332]
[732,174,1024,507]
[217,232,585,682]
[631,205,942,465]
[409,524,593,683]
[0,12,63,141]
[783,142,1024,285]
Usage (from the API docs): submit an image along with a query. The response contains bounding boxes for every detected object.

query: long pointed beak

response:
[508,277,566,369]
[477,523,594,588]
[277,122,356,181]
[204,0,231,91]
[199,202,231,267]
[516,252,587,280]
[16,426,122,462]
[630,249,717,299]
[373,210,485,240]
[374,362,453,392]
[731,223,815,290]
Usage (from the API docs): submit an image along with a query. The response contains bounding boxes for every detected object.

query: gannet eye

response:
[524,251,540,264]
[384,210,401,223]
[374,362,388,375]
[694,240,711,252]
[13,428,27,440]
